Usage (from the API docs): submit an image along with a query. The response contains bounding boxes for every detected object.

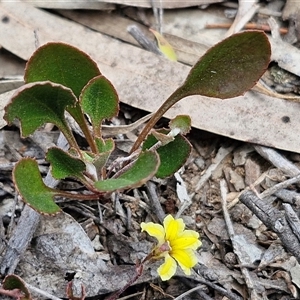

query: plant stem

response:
[60,124,81,153]
[129,87,186,154]
[105,254,152,300]
[78,115,98,154]
[0,288,24,299]
[55,190,103,201]
[68,104,98,154]
[105,262,144,300]
[105,269,142,300]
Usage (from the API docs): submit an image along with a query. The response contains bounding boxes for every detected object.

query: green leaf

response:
[169,115,191,135]
[94,150,159,192]
[24,42,101,143]
[80,75,119,135]
[2,274,31,300]
[46,147,86,180]
[178,30,271,99]
[95,137,115,153]
[94,138,114,172]
[130,31,271,154]
[4,82,76,137]
[13,158,61,215]
[25,42,101,97]
[143,130,191,178]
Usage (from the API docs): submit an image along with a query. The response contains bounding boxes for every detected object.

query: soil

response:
[1,2,300,300]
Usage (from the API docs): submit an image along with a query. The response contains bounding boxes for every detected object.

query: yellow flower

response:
[141,214,201,281]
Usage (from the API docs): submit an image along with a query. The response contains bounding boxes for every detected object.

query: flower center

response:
[158,241,171,253]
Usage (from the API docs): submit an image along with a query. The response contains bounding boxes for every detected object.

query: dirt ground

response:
[1,1,300,299]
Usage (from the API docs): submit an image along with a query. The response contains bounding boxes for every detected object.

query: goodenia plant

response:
[4,31,270,215]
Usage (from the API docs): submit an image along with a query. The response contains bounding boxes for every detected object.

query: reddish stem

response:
[105,253,153,300]
[129,87,186,154]
[55,190,104,201]
[0,288,24,300]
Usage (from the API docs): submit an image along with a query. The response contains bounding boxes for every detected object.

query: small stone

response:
[229,169,245,191]
[195,157,205,169]
[92,235,104,251]
[224,252,237,266]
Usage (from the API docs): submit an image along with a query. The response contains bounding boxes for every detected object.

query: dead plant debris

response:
[1,1,300,299]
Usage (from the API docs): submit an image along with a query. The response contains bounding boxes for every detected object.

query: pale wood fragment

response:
[259,174,300,200]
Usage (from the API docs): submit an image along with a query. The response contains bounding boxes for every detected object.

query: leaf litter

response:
[1,1,300,299]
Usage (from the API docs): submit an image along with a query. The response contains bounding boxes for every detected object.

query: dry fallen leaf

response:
[2,2,300,154]
[18,212,156,298]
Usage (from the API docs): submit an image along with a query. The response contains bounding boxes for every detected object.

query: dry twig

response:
[146,181,165,223]
[220,180,259,299]
[239,190,300,263]
[193,145,235,194]
[259,173,300,199]
[254,145,300,177]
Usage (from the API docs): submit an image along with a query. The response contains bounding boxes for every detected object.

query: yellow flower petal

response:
[171,248,198,275]
[157,253,177,281]
[164,215,185,241]
[141,222,165,245]
[171,230,202,250]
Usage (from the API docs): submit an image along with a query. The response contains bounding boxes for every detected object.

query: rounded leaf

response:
[25,42,101,97]
[95,137,115,153]
[169,115,191,135]
[2,274,31,300]
[179,30,271,99]
[13,158,61,215]
[80,75,119,131]
[4,81,76,137]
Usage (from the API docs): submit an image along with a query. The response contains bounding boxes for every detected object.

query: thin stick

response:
[191,277,243,300]
[206,22,288,34]
[146,181,165,223]
[220,180,258,299]
[259,173,300,199]
[254,145,300,177]
[127,25,160,55]
[174,285,210,300]
[193,145,235,193]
